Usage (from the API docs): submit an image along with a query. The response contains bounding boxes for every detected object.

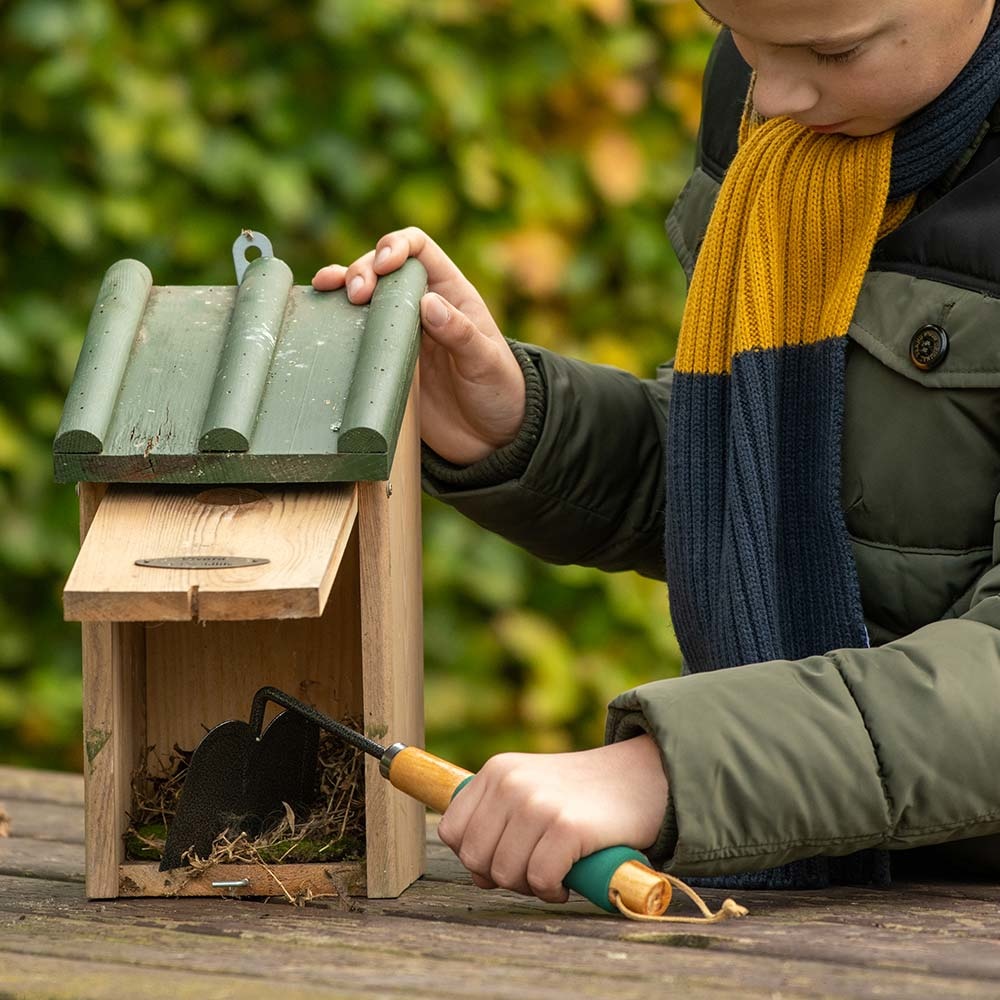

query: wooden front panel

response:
[64,483,358,622]
[143,522,364,757]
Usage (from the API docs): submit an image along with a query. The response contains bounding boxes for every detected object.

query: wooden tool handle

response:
[383,746,670,915]
[386,745,473,814]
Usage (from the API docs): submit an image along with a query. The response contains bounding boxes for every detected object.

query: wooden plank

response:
[6,871,1000,991]
[79,482,109,540]
[0,766,83,806]
[0,798,84,843]
[64,483,358,621]
[891,878,1000,903]
[116,860,365,899]
[5,867,1000,972]
[0,954,358,1000]
[77,484,148,900]
[359,383,425,898]
[81,617,146,899]
[5,903,1000,999]
[9,770,1000,1000]
[0,839,85,883]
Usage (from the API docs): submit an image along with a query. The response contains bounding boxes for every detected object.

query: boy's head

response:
[696,0,995,135]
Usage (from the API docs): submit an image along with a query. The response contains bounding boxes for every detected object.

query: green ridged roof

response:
[53,255,426,484]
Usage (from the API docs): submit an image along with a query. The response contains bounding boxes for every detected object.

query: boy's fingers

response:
[525,826,574,904]
[311,264,348,290]
[342,249,378,303]
[454,798,509,883]
[372,235,406,274]
[375,227,459,281]
[437,768,488,851]
[489,811,550,896]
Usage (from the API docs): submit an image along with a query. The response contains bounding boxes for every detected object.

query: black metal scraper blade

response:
[160,708,320,871]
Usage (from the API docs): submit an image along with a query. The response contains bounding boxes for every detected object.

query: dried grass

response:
[125,720,367,871]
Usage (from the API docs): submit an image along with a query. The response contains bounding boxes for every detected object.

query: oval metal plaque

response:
[135,556,270,570]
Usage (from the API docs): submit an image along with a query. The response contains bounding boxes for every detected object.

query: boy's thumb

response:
[421,293,479,352]
[423,292,452,328]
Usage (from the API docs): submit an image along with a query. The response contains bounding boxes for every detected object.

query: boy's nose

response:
[751,64,821,121]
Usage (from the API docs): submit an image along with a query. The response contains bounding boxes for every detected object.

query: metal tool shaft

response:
[249,686,387,759]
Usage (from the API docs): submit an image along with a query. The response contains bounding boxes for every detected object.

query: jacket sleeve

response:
[422,341,673,580]
[605,550,1000,877]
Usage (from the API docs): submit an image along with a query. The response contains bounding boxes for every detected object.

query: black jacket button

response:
[909,324,949,371]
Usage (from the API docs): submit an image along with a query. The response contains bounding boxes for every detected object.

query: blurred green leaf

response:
[0,0,713,770]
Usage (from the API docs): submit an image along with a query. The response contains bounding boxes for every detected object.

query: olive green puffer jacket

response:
[422,34,1000,880]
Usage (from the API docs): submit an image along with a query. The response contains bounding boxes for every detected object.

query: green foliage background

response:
[0,0,715,772]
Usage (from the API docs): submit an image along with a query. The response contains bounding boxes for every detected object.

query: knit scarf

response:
[665,8,1000,891]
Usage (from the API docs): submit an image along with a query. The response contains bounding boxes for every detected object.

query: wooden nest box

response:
[56,233,428,901]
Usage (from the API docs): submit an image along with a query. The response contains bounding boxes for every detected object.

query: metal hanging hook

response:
[232,229,274,283]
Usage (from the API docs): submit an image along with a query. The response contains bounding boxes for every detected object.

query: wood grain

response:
[116,860,365,899]
[0,838,85,883]
[387,747,472,815]
[6,887,1000,999]
[359,382,426,898]
[142,523,364,759]
[8,800,1000,1000]
[78,483,147,900]
[0,799,85,844]
[64,483,358,621]
[0,766,84,806]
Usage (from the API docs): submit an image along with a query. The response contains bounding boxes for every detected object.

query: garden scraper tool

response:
[163,686,747,921]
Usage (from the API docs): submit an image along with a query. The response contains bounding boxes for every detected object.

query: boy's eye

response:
[813,46,862,65]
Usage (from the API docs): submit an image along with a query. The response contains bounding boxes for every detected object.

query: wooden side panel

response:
[359,383,426,898]
[79,484,147,900]
[143,524,364,756]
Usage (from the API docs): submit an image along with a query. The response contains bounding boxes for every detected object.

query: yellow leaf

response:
[660,71,705,138]
[585,127,646,205]
[577,0,629,25]
[604,75,648,115]
[495,227,572,298]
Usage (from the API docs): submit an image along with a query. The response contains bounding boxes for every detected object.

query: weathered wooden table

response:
[2,764,999,999]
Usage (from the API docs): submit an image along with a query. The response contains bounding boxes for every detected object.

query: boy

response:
[313,0,1000,900]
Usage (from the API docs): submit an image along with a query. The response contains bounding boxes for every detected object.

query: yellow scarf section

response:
[675,114,917,376]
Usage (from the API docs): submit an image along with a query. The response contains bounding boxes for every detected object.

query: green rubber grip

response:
[563,845,649,913]
[450,776,649,913]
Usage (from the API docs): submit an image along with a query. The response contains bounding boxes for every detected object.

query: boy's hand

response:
[436,735,670,903]
[312,228,527,466]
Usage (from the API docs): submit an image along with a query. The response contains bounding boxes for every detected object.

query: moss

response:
[126,823,167,861]
[254,835,364,864]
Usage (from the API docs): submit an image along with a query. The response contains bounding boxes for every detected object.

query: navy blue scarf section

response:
[667,6,1000,892]
[891,5,1000,198]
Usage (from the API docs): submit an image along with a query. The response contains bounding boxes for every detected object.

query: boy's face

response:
[696,0,995,135]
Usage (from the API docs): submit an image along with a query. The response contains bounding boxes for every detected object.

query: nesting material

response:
[125,722,366,868]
